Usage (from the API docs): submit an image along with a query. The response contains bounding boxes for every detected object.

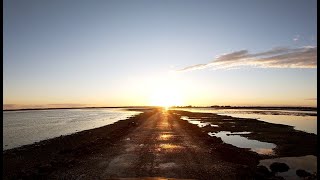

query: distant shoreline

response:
[3,105,317,112]
[173,106,317,111]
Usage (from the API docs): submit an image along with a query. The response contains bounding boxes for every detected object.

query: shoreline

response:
[3,109,157,179]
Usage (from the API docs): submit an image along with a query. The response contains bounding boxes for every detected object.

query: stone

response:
[296,169,312,177]
[269,162,289,173]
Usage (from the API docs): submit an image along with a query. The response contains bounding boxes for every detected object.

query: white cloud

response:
[177,46,317,72]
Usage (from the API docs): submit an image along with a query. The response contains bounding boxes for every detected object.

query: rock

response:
[296,169,312,177]
[257,165,271,175]
[269,162,290,173]
[255,165,272,179]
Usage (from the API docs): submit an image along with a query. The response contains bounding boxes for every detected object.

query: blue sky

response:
[3,0,317,108]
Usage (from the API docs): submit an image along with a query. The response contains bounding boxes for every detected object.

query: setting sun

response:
[150,88,183,108]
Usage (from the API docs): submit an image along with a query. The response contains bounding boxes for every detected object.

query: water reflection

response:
[157,144,183,152]
[158,134,173,141]
[174,108,317,134]
[181,116,219,128]
[208,131,276,155]
[3,108,142,150]
[220,113,317,134]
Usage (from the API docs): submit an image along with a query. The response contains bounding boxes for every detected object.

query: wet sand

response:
[3,108,316,179]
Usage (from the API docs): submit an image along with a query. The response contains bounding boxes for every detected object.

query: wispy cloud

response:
[177,46,317,72]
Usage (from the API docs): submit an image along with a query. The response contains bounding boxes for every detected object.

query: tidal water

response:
[208,131,276,155]
[173,108,317,134]
[180,116,276,155]
[3,108,141,150]
[178,108,317,156]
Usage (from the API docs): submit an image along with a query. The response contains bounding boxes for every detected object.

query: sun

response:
[150,88,183,109]
[147,71,185,109]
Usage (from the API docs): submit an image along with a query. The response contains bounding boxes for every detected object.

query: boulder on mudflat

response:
[296,169,312,177]
[269,162,289,173]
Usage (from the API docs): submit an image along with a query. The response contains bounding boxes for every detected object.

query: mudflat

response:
[4,109,261,179]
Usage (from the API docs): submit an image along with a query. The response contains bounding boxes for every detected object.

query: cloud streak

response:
[177,46,317,72]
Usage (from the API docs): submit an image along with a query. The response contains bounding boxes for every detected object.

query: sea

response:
[3,108,141,150]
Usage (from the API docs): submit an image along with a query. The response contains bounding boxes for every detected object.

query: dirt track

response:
[49,110,255,179]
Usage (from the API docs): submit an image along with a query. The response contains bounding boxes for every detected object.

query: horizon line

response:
[3,105,317,111]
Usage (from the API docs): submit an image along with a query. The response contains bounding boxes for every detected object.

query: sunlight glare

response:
[150,88,183,108]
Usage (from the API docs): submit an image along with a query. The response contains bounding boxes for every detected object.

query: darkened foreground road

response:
[4,108,288,179]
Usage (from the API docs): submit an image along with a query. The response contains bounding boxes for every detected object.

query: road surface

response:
[50,110,249,179]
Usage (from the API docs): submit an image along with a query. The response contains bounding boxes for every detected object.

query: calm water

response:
[208,131,276,155]
[181,116,215,127]
[173,108,317,134]
[180,116,276,155]
[3,108,141,150]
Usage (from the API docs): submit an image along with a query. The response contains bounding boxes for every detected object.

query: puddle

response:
[156,144,184,152]
[159,144,182,149]
[259,155,317,179]
[158,134,174,141]
[208,131,276,155]
[181,116,219,128]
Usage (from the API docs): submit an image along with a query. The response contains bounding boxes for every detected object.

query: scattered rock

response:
[255,165,272,178]
[270,162,289,173]
[296,169,312,177]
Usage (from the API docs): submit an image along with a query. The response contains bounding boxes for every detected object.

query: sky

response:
[3,0,317,109]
